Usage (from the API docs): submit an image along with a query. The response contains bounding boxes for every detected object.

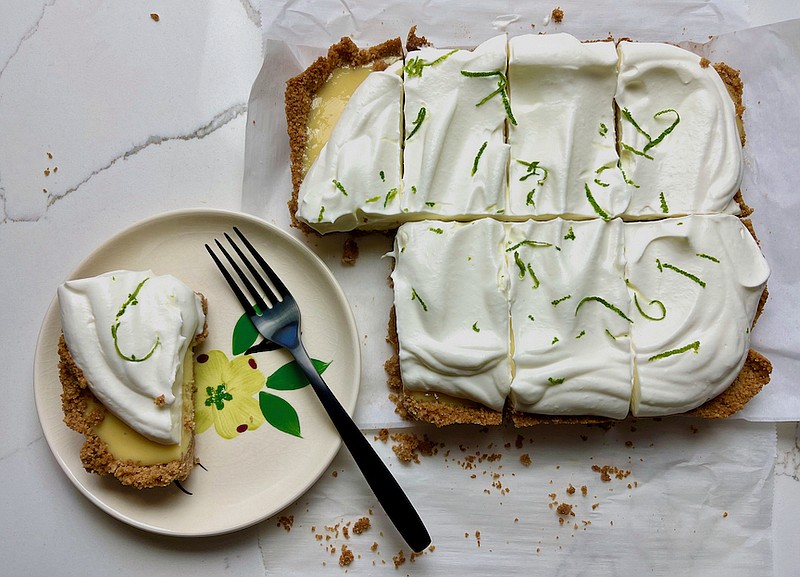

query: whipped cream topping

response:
[58,270,205,444]
[401,35,510,219]
[392,216,768,417]
[508,219,633,418]
[616,41,743,218]
[297,60,404,232]
[508,35,627,219]
[391,219,511,411]
[625,215,769,416]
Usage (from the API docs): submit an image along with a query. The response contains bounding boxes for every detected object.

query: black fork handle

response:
[289,343,432,553]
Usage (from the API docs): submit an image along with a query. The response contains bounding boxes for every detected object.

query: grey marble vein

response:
[42,102,248,212]
[239,0,262,28]
[0,0,57,86]
[0,434,44,464]
[776,422,800,481]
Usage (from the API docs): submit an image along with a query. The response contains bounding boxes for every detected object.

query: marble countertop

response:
[2,1,799,575]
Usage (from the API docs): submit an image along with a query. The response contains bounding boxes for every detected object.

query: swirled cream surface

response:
[297,61,403,232]
[616,42,743,218]
[391,219,511,411]
[508,219,633,418]
[58,270,205,444]
[508,34,628,219]
[401,35,510,219]
[625,216,769,416]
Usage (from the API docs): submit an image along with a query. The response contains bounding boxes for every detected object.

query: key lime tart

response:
[57,270,207,488]
[285,29,771,425]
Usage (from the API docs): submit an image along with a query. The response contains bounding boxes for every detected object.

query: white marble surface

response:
[2,1,800,575]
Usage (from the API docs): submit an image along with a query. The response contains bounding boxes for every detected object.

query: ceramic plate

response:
[33,209,361,536]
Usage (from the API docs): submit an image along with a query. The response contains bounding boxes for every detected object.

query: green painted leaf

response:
[232,312,260,356]
[266,359,331,390]
[259,392,302,438]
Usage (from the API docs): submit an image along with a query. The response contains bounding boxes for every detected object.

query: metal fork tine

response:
[224,232,278,304]
[205,244,257,317]
[213,239,270,313]
[232,226,289,298]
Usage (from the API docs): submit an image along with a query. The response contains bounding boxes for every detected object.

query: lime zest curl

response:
[111,277,160,363]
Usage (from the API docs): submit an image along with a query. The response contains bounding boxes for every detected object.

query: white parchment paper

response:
[257,419,775,576]
[243,1,800,428]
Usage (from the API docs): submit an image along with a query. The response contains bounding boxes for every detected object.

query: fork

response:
[206,227,431,553]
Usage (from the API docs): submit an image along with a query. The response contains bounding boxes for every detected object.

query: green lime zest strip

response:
[517,160,548,184]
[633,293,666,321]
[365,195,381,203]
[513,250,526,279]
[575,296,633,323]
[332,179,348,196]
[460,70,517,125]
[472,141,488,176]
[594,178,610,188]
[656,259,706,288]
[411,287,428,312]
[379,170,386,182]
[411,185,417,194]
[111,277,160,363]
[696,253,720,263]
[620,107,652,140]
[384,187,398,208]
[317,206,325,222]
[548,377,565,385]
[526,263,540,289]
[472,322,480,333]
[617,159,640,188]
[424,201,435,207]
[407,107,426,140]
[552,295,572,307]
[585,183,610,220]
[528,314,535,322]
[551,336,560,345]
[621,142,654,160]
[506,239,553,252]
[599,123,608,137]
[605,329,618,340]
[576,330,586,339]
[404,49,458,77]
[648,340,700,362]
[564,226,576,241]
[429,227,443,234]
[644,109,681,153]
[659,192,669,214]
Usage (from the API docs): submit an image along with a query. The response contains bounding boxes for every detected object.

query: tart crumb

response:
[339,544,354,566]
[342,236,359,265]
[551,7,564,22]
[353,516,371,534]
[277,515,294,532]
[150,13,160,22]
[392,550,406,568]
[699,57,711,68]
[154,394,166,407]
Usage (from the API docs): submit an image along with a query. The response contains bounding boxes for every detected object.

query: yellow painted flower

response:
[195,349,265,439]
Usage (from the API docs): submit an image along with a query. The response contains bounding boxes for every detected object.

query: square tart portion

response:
[390,219,511,426]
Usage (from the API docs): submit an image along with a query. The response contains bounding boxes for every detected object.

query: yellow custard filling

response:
[87,348,195,465]
[304,65,374,171]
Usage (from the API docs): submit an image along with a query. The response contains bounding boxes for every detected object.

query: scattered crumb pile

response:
[375,429,444,463]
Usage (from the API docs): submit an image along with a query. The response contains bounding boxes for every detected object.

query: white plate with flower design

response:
[33,208,361,536]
